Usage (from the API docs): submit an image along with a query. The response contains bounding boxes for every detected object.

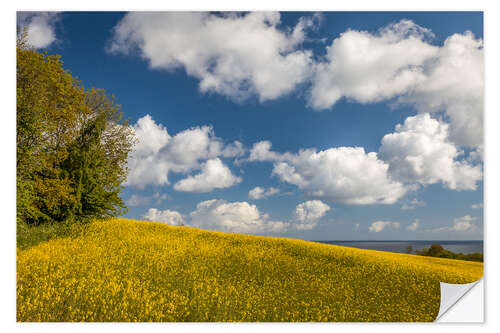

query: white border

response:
[2,1,498,331]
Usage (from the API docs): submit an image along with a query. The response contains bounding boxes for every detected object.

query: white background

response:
[2,0,498,331]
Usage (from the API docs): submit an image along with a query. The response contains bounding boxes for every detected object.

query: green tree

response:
[62,89,135,222]
[416,244,483,262]
[17,29,82,224]
[17,30,135,225]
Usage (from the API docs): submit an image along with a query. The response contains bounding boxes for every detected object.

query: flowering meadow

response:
[17,219,483,322]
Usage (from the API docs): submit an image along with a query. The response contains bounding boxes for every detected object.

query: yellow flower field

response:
[17,219,483,322]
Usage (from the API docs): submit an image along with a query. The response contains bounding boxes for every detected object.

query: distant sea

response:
[314,240,483,254]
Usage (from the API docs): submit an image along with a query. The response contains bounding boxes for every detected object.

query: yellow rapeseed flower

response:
[17,218,483,322]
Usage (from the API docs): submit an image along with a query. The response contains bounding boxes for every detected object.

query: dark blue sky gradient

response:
[37,12,483,240]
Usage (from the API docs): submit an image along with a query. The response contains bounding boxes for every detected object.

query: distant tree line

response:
[17,30,135,226]
[410,244,483,262]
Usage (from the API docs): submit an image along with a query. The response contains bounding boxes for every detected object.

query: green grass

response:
[16,220,88,250]
[17,220,71,250]
[17,219,483,322]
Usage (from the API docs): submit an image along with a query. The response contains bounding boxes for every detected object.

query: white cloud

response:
[125,115,242,189]
[109,17,482,152]
[144,208,185,226]
[259,144,406,204]
[399,32,484,149]
[144,198,334,234]
[221,141,246,158]
[125,115,173,188]
[153,192,169,201]
[309,20,483,151]
[248,186,265,199]
[467,146,484,164]
[126,194,152,207]
[248,141,281,161]
[379,113,482,190]
[247,140,407,204]
[165,125,223,167]
[130,114,171,158]
[248,186,280,199]
[369,221,400,233]
[173,158,242,193]
[432,215,477,232]
[407,219,420,231]
[294,200,330,230]
[189,199,289,233]
[309,20,437,109]
[109,12,317,101]
[247,115,482,205]
[401,198,426,210]
[17,12,60,49]
[355,223,360,231]
[471,203,483,209]
[127,192,169,207]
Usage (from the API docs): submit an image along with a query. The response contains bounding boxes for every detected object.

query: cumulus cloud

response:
[467,146,484,164]
[399,32,484,149]
[432,215,477,232]
[17,12,60,49]
[164,124,223,166]
[247,115,482,205]
[248,141,281,161]
[379,113,482,190]
[401,198,426,210]
[129,114,171,158]
[144,208,185,226]
[309,20,483,151]
[127,192,169,207]
[189,199,289,233]
[173,158,242,193]
[109,12,317,101]
[127,194,152,207]
[272,151,406,205]
[250,142,406,204]
[221,141,246,158]
[125,115,242,190]
[309,19,437,109]
[248,186,280,199]
[145,198,333,234]
[471,203,483,209]
[407,219,420,231]
[153,192,169,201]
[294,200,330,230]
[369,221,400,233]
[109,17,482,152]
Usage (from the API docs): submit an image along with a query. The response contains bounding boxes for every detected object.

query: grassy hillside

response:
[17,219,483,322]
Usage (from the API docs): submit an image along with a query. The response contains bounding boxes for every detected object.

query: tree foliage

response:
[17,30,135,225]
[416,244,483,262]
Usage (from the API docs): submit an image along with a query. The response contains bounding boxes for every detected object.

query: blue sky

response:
[17,11,484,240]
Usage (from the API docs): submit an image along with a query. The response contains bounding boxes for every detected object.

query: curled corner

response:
[435,278,483,322]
